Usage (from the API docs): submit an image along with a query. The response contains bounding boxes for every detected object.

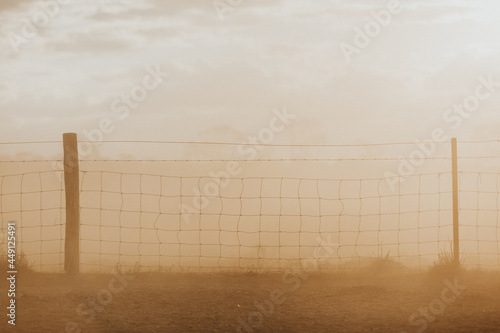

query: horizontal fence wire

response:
[1,158,453,163]
[0,140,452,147]
[5,157,500,164]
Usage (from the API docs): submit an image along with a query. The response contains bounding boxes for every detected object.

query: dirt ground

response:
[1,268,500,333]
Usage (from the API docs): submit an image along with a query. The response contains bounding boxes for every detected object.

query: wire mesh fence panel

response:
[457,172,500,268]
[0,170,65,272]
[1,139,500,272]
[77,169,456,272]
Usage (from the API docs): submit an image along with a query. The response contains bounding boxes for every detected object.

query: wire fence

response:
[1,138,500,272]
[0,170,65,272]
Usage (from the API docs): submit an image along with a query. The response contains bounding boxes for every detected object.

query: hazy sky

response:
[1,0,500,153]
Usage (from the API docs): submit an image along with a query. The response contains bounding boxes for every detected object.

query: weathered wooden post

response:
[451,138,460,268]
[63,133,80,275]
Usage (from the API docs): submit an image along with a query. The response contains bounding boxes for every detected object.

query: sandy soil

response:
[1,269,500,332]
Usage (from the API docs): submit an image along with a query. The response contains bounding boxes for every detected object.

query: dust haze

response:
[1,0,500,332]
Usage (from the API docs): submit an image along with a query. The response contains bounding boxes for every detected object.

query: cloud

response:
[1,0,500,148]
[88,0,211,21]
[45,31,135,53]
[0,0,37,12]
[143,61,285,112]
[88,0,286,23]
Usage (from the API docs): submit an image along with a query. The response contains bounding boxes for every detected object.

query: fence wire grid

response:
[1,139,500,272]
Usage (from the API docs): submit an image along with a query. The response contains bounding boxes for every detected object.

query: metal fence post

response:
[451,138,460,268]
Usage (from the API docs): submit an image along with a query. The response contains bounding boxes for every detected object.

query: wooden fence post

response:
[63,133,80,275]
[451,138,460,268]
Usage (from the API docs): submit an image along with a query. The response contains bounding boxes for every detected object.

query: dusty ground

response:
[1,268,500,332]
